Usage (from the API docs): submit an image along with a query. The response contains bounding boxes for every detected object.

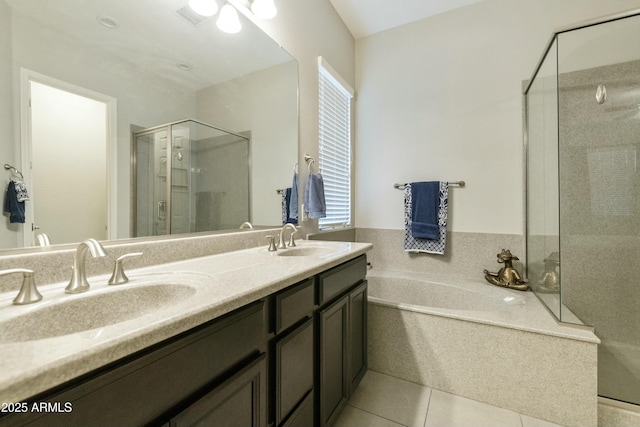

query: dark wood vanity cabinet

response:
[0,299,270,427]
[317,256,368,427]
[0,254,367,427]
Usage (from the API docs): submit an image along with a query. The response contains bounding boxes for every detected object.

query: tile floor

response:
[335,371,564,427]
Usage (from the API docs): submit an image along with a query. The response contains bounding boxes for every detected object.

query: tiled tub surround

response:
[355,228,525,281]
[367,270,599,427]
[355,228,599,426]
[0,238,372,403]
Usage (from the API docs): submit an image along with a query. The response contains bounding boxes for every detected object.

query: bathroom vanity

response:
[0,241,370,427]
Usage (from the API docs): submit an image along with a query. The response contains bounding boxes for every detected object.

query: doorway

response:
[21,70,116,246]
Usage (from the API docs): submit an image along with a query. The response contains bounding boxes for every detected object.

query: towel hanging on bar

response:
[394,180,464,190]
[403,182,449,255]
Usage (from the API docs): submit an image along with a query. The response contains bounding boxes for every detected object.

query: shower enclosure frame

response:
[130,118,252,237]
[523,7,640,411]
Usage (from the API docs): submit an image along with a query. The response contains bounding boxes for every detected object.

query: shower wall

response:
[558,58,640,405]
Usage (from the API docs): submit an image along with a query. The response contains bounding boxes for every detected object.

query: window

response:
[318,57,354,229]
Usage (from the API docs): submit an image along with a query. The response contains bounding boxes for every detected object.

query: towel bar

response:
[393,181,465,190]
[4,164,24,180]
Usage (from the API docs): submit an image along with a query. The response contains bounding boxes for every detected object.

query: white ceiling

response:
[4,0,293,90]
[329,0,485,39]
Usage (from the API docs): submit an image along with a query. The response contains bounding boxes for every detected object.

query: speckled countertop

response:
[0,240,372,403]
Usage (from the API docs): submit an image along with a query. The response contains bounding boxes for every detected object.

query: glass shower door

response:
[169,123,192,235]
[177,120,250,232]
[134,119,251,238]
[133,127,169,237]
[556,14,640,406]
[526,11,640,408]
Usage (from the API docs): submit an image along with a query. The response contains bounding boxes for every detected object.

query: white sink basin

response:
[276,247,336,257]
[0,283,197,342]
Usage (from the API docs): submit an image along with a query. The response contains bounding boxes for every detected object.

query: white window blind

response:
[318,57,353,229]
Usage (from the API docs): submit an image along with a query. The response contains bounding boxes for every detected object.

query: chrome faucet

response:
[278,223,298,249]
[65,238,107,294]
[239,222,253,229]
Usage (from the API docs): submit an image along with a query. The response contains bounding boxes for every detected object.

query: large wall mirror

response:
[0,0,298,251]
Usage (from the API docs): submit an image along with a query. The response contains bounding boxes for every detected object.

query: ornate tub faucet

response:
[483,249,529,291]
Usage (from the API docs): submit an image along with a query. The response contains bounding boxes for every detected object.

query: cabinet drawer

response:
[275,318,314,426]
[170,353,267,427]
[318,255,366,305]
[275,278,315,334]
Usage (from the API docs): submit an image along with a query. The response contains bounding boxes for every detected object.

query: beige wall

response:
[241,0,355,235]
[354,0,640,234]
[0,1,16,248]
[196,61,298,227]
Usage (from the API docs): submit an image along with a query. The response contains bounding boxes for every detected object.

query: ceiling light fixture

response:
[188,0,219,17]
[251,0,277,19]
[217,4,241,33]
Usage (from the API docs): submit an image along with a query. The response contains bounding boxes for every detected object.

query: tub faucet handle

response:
[108,252,143,285]
[0,268,42,305]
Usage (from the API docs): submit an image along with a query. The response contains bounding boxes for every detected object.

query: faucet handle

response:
[0,269,42,305]
[266,235,278,252]
[288,230,298,247]
[108,252,143,286]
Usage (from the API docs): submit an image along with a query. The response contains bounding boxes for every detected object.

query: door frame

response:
[19,68,118,245]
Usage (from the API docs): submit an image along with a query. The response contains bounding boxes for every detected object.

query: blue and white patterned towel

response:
[404,182,448,255]
[13,180,29,202]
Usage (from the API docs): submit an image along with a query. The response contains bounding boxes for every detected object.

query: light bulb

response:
[217,4,241,33]
[189,0,218,17]
[251,0,277,19]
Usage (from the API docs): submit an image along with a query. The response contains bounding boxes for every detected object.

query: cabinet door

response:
[275,318,314,425]
[348,281,367,394]
[282,390,314,427]
[170,354,267,427]
[317,294,348,427]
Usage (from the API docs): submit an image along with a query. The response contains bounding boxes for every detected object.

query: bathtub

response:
[365,270,600,427]
[368,270,526,316]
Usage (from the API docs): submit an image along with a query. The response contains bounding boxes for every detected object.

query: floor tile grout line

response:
[344,403,410,427]
[347,371,566,427]
[422,388,433,427]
